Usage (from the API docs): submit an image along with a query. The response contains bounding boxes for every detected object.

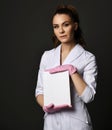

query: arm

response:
[70,72,87,96]
[36,94,44,107]
[71,54,98,103]
[35,68,44,108]
[35,52,47,108]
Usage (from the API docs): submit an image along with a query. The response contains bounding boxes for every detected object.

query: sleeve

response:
[35,51,47,97]
[79,54,98,103]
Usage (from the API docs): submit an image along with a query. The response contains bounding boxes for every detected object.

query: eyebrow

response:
[53,20,72,26]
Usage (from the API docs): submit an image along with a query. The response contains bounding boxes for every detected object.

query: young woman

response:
[35,5,98,130]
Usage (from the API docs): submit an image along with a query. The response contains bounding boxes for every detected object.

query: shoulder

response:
[75,45,97,70]
[77,44,96,61]
[40,45,60,63]
[44,48,56,56]
[84,49,96,59]
[84,49,96,62]
[41,48,56,59]
[42,45,60,58]
[82,49,97,70]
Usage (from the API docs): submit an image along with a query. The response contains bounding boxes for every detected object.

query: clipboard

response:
[43,71,71,106]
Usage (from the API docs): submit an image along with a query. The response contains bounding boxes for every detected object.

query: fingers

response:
[43,104,72,113]
[46,103,54,108]
[45,65,76,75]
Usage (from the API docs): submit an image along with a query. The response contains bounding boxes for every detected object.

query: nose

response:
[59,26,64,33]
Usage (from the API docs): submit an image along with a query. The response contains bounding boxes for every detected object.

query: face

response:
[52,14,78,44]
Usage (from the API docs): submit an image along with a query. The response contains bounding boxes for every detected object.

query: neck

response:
[61,42,76,53]
[60,42,76,65]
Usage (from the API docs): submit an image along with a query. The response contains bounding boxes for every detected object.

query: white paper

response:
[43,71,71,106]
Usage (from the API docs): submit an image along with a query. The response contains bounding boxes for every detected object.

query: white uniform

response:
[35,44,98,130]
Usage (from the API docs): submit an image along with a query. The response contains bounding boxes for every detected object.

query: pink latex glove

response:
[43,103,72,113]
[45,64,77,75]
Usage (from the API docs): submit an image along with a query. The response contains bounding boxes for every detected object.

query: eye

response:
[53,25,59,29]
[63,23,69,27]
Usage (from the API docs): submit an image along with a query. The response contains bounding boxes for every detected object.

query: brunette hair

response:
[52,5,86,48]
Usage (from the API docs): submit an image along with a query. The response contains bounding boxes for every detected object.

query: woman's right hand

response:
[43,103,72,113]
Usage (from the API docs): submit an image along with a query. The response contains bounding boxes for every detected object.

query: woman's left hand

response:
[45,64,77,75]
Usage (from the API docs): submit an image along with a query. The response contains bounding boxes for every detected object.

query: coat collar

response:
[54,44,85,65]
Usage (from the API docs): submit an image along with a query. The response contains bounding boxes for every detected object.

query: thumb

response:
[47,103,54,109]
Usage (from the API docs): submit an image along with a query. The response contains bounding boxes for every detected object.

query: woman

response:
[35,5,98,130]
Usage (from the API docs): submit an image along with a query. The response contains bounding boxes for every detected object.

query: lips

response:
[59,35,67,38]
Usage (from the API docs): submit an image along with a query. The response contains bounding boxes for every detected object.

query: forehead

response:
[52,14,72,24]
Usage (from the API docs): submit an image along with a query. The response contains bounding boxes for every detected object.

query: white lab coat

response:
[35,44,98,130]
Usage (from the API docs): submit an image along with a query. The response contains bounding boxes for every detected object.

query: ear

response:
[74,22,78,31]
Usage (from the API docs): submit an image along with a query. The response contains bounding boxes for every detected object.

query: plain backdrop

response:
[1,0,112,130]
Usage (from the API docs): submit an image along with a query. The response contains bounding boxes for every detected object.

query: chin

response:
[60,39,70,43]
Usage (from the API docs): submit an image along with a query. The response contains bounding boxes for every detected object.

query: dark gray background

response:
[1,0,112,130]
